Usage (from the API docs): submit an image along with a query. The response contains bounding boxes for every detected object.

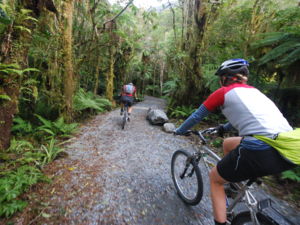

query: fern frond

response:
[259,41,300,65]
[35,114,52,128]
[279,47,300,66]
[252,32,289,48]
[0,94,11,101]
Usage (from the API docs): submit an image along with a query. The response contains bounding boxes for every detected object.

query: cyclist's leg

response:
[209,138,243,222]
[213,144,296,224]
[128,106,133,114]
[127,97,134,114]
[210,167,228,224]
[223,137,242,155]
[120,96,125,115]
[120,103,124,114]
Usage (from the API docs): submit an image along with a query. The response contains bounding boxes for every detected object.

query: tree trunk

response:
[243,0,273,57]
[60,0,75,122]
[160,62,165,96]
[172,0,209,107]
[106,46,115,102]
[0,1,41,150]
[93,56,101,95]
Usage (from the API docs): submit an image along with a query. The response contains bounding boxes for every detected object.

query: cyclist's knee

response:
[223,137,242,155]
[210,167,226,185]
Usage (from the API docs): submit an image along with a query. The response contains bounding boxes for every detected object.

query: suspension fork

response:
[179,153,200,179]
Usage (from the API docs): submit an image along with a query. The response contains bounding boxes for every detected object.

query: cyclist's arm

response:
[175,104,210,135]
[134,88,137,99]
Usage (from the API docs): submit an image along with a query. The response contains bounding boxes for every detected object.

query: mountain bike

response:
[121,104,130,130]
[171,128,294,225]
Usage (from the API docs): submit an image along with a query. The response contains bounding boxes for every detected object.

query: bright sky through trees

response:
[108,0,170,9]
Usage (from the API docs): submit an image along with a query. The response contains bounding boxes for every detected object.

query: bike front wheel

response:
[231,211,276,225]
[171,149,203,205]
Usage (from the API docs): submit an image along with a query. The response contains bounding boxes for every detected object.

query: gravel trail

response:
[4,96,300,225]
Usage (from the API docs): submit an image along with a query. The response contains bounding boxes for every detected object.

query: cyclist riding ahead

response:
[120,82,137,120]
[174,59,298,225]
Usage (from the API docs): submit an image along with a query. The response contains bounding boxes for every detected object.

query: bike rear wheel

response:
[171,149,203,205]
[121,107,128,130]
[231,211,276,225]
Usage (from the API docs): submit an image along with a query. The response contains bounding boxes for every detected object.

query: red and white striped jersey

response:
[203,83,292,137]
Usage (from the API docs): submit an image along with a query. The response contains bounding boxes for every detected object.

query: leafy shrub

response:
[74,88,112,113]
[12,117,34,136]
[8,138,34,154]
[0,165,45,218]
[35,114,78,139]
[170,105,196,119]
[163,79,178,96]
[211,138,223,148]
[40,138,64,165]
[202,64,220,92]
[282,167,300,183]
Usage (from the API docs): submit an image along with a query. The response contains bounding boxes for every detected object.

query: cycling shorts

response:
[120,95,134,107]
[217,142,296,183]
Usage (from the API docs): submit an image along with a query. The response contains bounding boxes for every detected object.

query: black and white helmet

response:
[215,59,249,77]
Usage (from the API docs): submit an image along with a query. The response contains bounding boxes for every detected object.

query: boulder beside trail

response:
[147,108,169,125]
[163,123,176,133]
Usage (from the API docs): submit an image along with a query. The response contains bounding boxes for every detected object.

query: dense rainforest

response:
[0,0,300,218]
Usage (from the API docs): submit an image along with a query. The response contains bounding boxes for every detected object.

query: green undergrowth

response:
[0,90,112,218]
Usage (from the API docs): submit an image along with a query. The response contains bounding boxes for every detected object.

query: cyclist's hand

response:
[173,129,179,135]
[174,129,191,136]
[215,124,225,137]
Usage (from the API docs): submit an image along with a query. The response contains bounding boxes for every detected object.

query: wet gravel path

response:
[4,96,300,225]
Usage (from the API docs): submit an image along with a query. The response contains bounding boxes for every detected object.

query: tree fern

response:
[279,47,300,65]
[35,115,77,138]
[259,41,300,65]
[12,117,33,136]
[252,32,292,48]
[74,88,112,113]
[253,30,300,67]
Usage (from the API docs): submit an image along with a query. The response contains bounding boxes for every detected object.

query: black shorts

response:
[120,95,134,107]
[217,145,296,183]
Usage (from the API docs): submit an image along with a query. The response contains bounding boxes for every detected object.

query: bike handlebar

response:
[182,127,218,145]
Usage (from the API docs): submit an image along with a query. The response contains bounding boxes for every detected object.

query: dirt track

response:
[3,96,300,225]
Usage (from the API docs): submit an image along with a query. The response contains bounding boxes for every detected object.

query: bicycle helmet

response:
[215,59,249,77]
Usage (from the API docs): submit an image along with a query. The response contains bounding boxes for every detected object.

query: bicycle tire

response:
[171,149,203,205]
[231,211,276,225]
[122,112,127,130]
[121,107,128,130]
